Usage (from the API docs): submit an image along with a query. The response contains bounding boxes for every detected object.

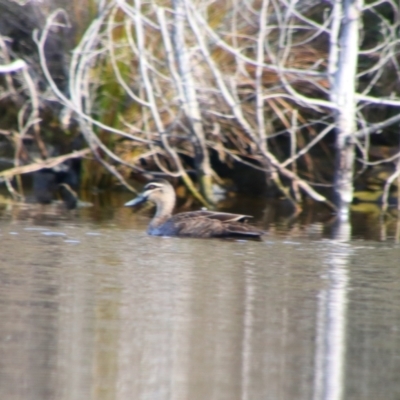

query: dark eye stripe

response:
[145,183,162,190]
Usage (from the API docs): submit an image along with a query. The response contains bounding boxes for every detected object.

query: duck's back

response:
[148,210,263,238]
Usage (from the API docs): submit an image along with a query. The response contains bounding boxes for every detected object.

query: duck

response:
[124,179,264,239]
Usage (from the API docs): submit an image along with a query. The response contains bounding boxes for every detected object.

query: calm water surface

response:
[0,194,399,400]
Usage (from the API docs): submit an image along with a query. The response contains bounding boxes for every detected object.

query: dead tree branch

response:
[0,149,91,182]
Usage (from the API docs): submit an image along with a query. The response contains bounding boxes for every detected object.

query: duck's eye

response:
[146,184,158,191]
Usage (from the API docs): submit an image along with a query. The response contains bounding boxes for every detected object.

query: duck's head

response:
[124,179,174,208]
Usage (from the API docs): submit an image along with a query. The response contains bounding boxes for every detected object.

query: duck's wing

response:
[223,221,265,238]
[175,210,252,222]
[167,212,264,238]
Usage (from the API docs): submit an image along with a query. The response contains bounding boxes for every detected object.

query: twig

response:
[187,3,336,210]
[0,149,91,181]
[4,178,24,201]
[133,0,209,206]
[0,59,26,73]
[34,9,152,145]
[382,165,400,213]
[354,113,400,139]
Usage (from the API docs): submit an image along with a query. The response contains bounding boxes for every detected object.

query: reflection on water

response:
[314,220,351,400]
[0,196,400,400]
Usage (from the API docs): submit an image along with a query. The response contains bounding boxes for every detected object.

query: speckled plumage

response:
[124,179,264,239]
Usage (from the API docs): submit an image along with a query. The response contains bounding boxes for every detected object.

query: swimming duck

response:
[124,179,264,239]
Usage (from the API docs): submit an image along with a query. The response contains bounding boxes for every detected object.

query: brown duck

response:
[124,179,264,239]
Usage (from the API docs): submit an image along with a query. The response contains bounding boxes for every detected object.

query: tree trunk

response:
[331,0,363,220]
[172,0,214,204]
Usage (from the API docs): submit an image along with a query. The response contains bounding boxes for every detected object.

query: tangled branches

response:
[33,0,400,213]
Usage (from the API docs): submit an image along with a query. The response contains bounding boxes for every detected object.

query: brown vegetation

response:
[1,0,400,218]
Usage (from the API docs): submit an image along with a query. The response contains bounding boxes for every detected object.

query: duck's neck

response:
[151,195,175,226]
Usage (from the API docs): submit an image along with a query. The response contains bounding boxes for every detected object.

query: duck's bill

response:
[124,194,147,207]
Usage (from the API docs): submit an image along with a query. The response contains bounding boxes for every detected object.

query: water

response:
[0,195,400,400]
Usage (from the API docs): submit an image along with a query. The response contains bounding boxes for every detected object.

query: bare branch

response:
[354,113,400,138]
[0,59,27,73]
[0,149,91,182]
